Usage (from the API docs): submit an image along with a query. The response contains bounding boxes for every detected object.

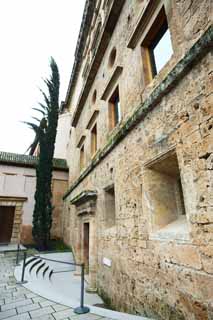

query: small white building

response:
[0,152,68,244]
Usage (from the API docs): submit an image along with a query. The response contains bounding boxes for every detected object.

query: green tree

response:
[25,57,60,249]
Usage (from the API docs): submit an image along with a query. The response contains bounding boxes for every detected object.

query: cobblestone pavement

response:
[0,253,112,320]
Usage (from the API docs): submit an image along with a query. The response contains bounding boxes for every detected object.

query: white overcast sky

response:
[0,0,85,154]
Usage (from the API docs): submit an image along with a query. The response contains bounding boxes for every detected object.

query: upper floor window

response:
[108,87,121,130]
[91,123,97,156]
[142,7,173,83]
[108,47,117,68]
[92,89,97,104]
[80,144,85,171]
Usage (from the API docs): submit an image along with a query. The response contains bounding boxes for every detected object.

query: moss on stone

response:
[98,286,186,320]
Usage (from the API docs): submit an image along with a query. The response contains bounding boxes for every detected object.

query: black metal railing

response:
[16,242,22,266]
[17,251,90,314]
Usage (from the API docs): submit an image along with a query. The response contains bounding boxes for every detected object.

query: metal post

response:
[17,251,28,284]
[74,264,90,314]
[16,243,20,266]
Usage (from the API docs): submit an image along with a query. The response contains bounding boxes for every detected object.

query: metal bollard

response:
[74,264,90,314]
[16,243,20,266]
[17,251,28,284]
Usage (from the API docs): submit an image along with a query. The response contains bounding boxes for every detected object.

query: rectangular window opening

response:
[80,145,85,171]
[143,152,187,236]
[91,123,97,156]
[105,185,116,228]
[108,87,121,130]
[142,6,173,83]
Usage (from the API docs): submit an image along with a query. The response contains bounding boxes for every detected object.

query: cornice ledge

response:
[101,66,123,101]
[127,0,161,49]
[70,190,97,206]
[0,196,28,202]
[71,0,126,127]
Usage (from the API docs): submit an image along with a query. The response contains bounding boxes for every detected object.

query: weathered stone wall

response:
[63,0,213,319]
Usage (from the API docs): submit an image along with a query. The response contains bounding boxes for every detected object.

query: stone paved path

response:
[0,252,112,320]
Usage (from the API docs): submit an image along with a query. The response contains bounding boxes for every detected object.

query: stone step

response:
[24,256,54,283]
[42,265,50,278]
[36,262,46,277]
[49,269,54,281]
[25,257,37,267]
[29,259,42,274]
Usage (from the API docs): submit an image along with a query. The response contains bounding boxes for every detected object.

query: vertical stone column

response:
[11,203,23,243]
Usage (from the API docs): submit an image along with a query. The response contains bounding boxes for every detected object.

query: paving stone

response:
[0,293,12,299]
[32,316,55,320]
[4,294,26,304]
[5,285,17,290]
[6,313,30,320]
[14,287,29,294]
[32,296,47,303]
[0,287,16,294]
[12,291,28,298]
[30,306,55,318]
[1,298,32,311]
[52,304,69,312]
[40,300,57,307]
[0,308,17,319]
[52,309,76,320]
[17,302,40,314]
[25,292,37,299]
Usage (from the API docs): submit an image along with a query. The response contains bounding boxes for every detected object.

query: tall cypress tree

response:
[25,58,60,249]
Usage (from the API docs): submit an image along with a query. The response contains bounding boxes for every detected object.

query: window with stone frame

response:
[91,123,97,157]
[80,144,85,172]
[141,6,173,85]
[104,184,116,228]
[108,86,121,131]
[143,152,187,237]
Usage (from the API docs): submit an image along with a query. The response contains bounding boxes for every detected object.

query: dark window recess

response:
[80,145,85,171]
[91,124,97,156]
[109,87,121,129]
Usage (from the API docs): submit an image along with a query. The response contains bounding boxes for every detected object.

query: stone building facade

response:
[62,0,213,319]
[0,152,68,244]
